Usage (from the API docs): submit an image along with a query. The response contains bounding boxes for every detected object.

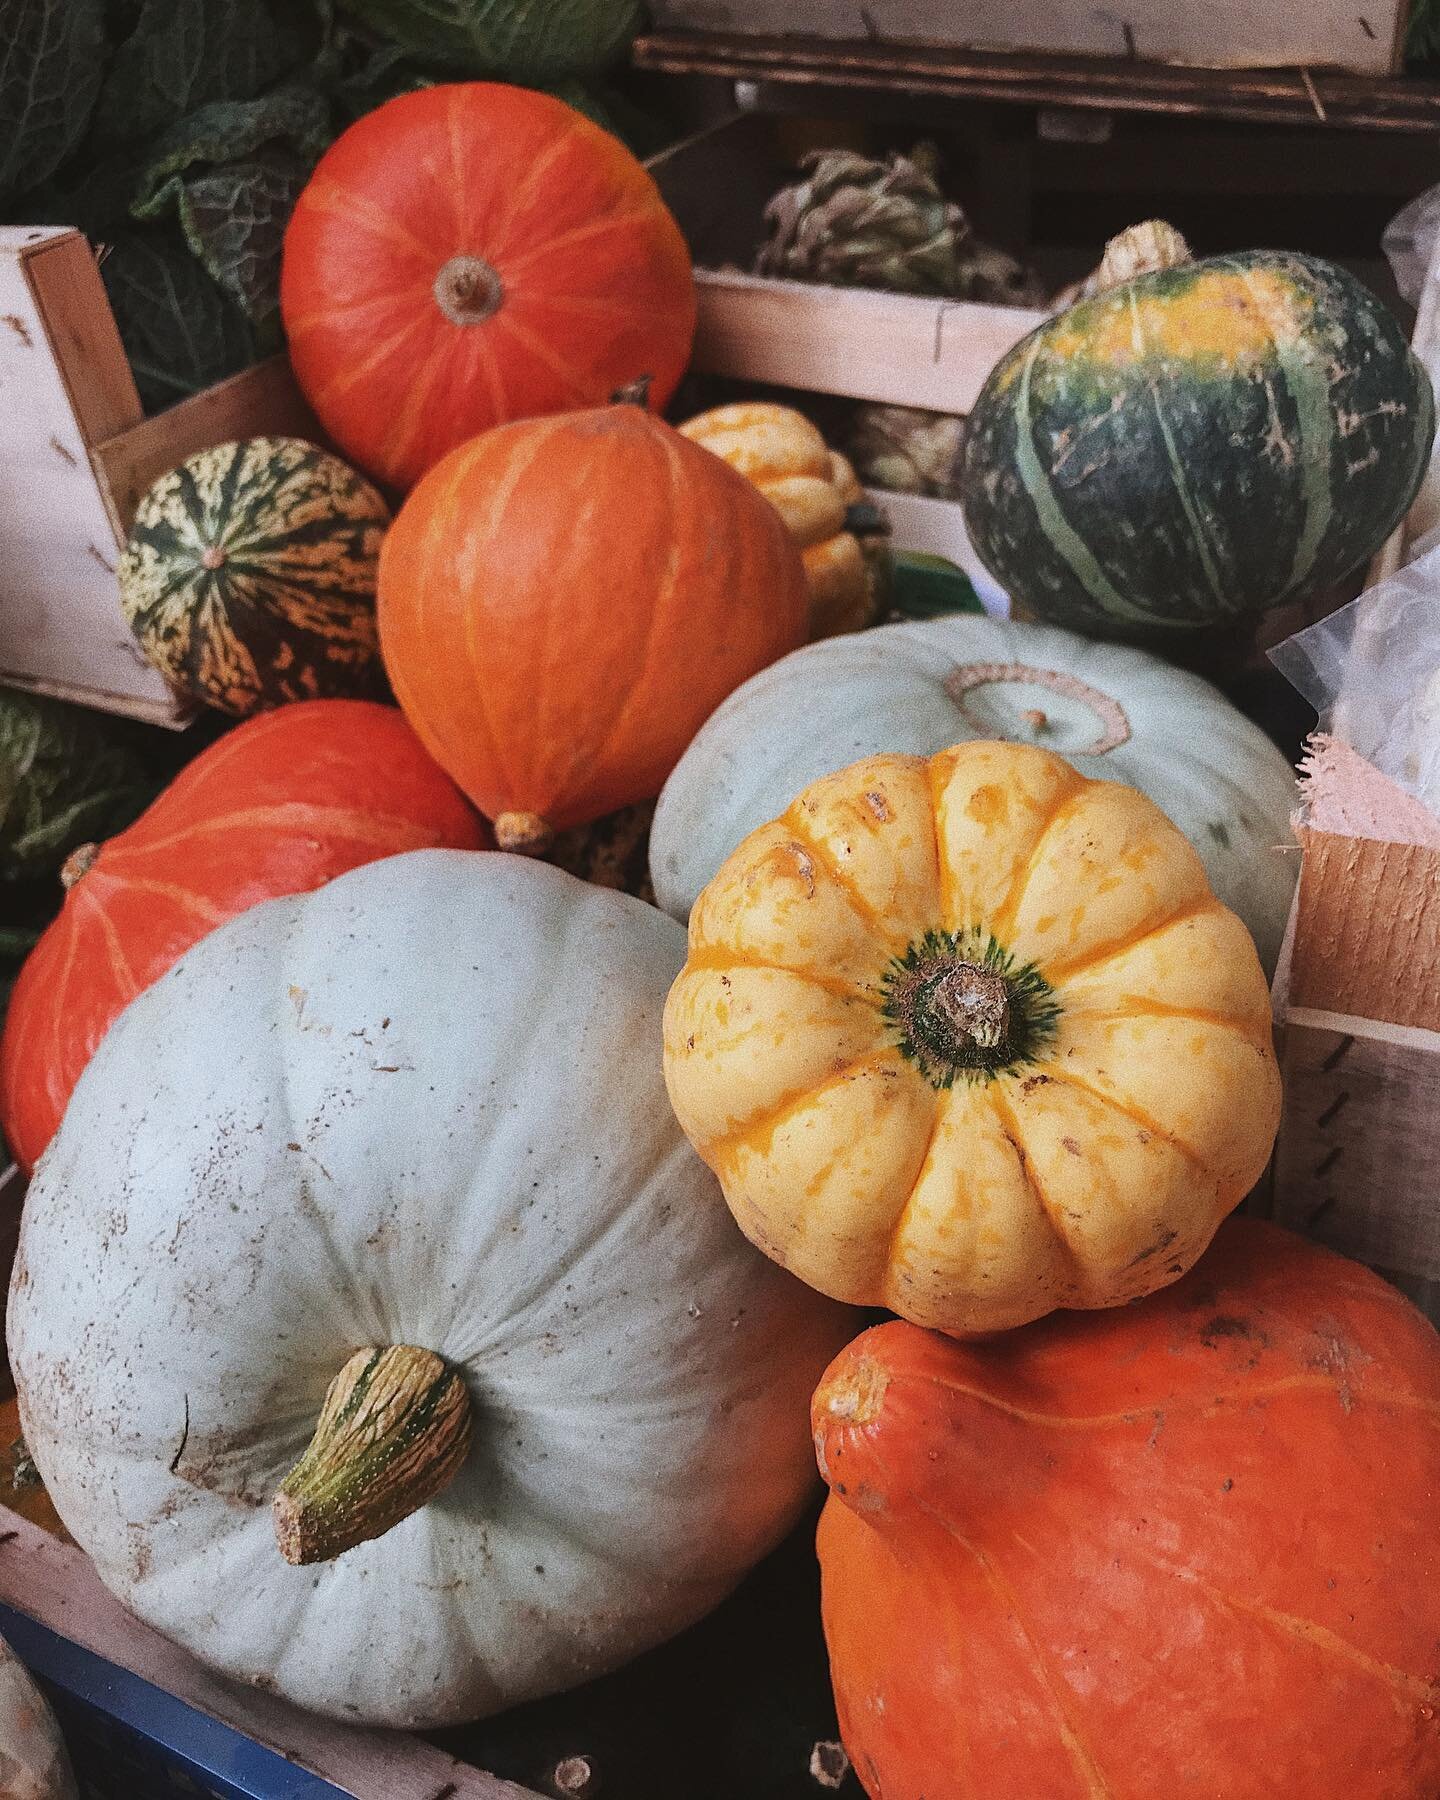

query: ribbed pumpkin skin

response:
[960,252,1434,639]
[0,701,483,1173]
[814,1219,1440,1800]
[280,83,696,491]
[119,437,389,716]
[378,406,810,834]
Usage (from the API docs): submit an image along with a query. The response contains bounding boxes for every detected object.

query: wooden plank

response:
[688,269,1044,409]
[0,1512,543,1800]
[0,228,181,723]
[93,355,325,538]
[1288,825,1440,1030]
[644,0,1405,75]
[633,32,1440,132]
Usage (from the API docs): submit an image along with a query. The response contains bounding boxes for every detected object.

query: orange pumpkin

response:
[280,83,697,491]
[813,1217,1440,1800]
[377,403,811,850]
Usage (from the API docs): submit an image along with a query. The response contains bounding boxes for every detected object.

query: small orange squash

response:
[377,403,810,851]
[813,1218,1440,1800]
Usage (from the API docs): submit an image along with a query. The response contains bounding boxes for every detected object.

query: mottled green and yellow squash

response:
[119,437,390,716]
[960,248,1435,642]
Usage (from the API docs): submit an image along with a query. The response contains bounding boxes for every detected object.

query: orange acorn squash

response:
[814,1218,1440,1800]
[377,403,810,851]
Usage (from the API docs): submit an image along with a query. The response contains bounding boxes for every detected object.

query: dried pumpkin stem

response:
[60,843,99,889]
[273,1346,472,1566]
[494,810,556,856]
[1090,219,1193,294]
[925,963,1009,1050]
[433,254,504,325]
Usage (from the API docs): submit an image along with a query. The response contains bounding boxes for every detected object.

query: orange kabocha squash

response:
[0,701,484,1172]
[814,1218,1440,1800]
[377,403,810,851]
[280,84,696,491]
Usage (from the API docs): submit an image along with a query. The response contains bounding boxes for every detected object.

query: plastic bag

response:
[1269,539,1440,815]
[1384,184,1440,309]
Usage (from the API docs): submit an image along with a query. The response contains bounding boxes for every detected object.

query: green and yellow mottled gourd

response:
[960,230,1435,644]
[119,437,390,716]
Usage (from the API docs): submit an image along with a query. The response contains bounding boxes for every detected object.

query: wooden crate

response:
[646,113,1048,414]
[0,228,320,728]
[1267,239,1440,1322]
[643,0,1412,78]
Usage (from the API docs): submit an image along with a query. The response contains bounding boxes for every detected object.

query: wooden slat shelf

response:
[633,30,1440,131]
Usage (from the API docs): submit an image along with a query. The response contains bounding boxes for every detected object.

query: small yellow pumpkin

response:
[679,402,881,639]
[662,740,1282,1336]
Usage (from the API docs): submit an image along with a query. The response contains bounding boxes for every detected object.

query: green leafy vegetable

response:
[130,89,332,321]
[95,0,312,147]
[0,690,153,886]
[335,0,644,83]
[0,0,105,204]
[102,234,258,410]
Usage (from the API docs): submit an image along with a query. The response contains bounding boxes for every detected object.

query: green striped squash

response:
[960,250,1434,643]
[119,438,390,716]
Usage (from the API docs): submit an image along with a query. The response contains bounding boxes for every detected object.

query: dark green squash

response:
[119,437,390,716]
[960,239,1435,644]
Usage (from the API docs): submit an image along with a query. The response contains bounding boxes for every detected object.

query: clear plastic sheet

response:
[1269,539,1440,818]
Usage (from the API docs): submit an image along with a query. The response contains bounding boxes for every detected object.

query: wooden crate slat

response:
[634,31,1440,131]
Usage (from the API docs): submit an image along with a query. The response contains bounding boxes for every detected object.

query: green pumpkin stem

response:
[273,1346,472,1566]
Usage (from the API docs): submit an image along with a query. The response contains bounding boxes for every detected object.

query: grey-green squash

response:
[960,230,1435,644]
[118,437,390,716]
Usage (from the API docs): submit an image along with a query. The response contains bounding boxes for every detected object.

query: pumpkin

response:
[118,438,390,716]
[813,1218,1440,1799]
[377,402,810,853]
[649,614,1299,975]
[0,1631,77,1800]
[0,700,483,1174]
[280,83,696,491]
[8,851,851,1727]
[678,403,883,639]
[663,739,1281,1335]
[960,238,1435,642]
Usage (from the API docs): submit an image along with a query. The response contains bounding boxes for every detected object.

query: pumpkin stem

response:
[1090,219,1193,295]
[433,255,504,326]
[273,1346,472,1566]
[60,843,99,889]
[923,963,1010,1051]
[494,810,556,856]
[610,375,653,408]
[882,928,1061,1088]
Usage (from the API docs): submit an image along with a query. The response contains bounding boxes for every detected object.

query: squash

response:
[377,401,810,853]
[649,614,1299,975]
[118,437,390,716]
[663,739,1281,1335]
[960,237,1434,643]
[678,403,883,639]
[8,851,851,1727]
[813,1217,1440,1799]
[0,1632,77,1800]
[0,700,484,1174]
[280,83,696,491]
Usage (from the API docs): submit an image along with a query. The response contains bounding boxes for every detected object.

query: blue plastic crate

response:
[0,1604,354,1800]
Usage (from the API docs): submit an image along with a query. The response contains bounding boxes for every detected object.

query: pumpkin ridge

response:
[1127,287,1229,611]
[1059,996,1271,1040]
[310,311,432,410]
[916,1498,1120,1800]
[1039,898,1214,980]
[92,874,229,927]
[705,1048,906,1161]
[1127,1542,1440,1706]
[502,207,669,282]
[300,175,435,265]
[878,1090,949,1302]
[986,1084,1090,1287]
[488,306,596,405]
[985,772,1092,945]
[679,950,871,1005]
[484,110,583,249]
[82,887,142,1001]
[1024,1066,1209,1173]
[781,802,908,950]
[105,804,471,865]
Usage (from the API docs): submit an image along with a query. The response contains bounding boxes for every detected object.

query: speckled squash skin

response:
[960,252,1434,640]
[663,740,1282,1336]
[119,437,390,715]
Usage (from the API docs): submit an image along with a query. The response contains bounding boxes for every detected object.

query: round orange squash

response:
[377,403,811,850]
[280,83,697,491]
[663,739,1281,1334]
[813,1217,1440,1800]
